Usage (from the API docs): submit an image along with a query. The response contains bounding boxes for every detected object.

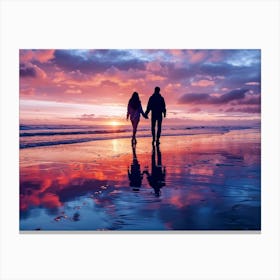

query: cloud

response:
[218,89,248,103]
[20,50,55,63]
[234,94,261,105]
[199,62,233,76]
[168,65,194,80]
[188,107,201,113]
[65,89,82,94]
[186,50,208,63]
[100,80,119,87]
[52,50,146,74]
[146,61,164,72]
[162,51,260,88]
[80,114,96,120]
[245,82,260,86]
[225,106,260,114]
[20,64,37,77]
[20,87,35,96]
[198,62,260,89]
[20,63,47,79]
[191,79,215,87]
[224,49,261,66]
[178,88,249,105]
[178,93,210,104]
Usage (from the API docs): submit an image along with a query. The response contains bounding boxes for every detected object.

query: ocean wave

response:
[20,135,143,149]
[19,130,227,149]
[19,126,259,149]
[20,124,98,130]
[20,129,130,137]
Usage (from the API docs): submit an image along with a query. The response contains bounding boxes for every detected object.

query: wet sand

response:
[20,128,261,231]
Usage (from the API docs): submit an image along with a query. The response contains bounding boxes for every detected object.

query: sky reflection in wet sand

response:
[20,129,260,231]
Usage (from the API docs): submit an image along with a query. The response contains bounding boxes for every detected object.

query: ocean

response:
[19,124,257,149]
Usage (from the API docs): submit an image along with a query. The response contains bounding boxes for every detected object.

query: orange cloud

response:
[191,79,215,87]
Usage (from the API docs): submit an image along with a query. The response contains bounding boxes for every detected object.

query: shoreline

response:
[20,127,259,149]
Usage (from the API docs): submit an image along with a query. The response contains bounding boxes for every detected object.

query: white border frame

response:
[1,0,279,279]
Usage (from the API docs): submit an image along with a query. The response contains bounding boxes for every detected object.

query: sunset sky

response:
[20,49,261,126]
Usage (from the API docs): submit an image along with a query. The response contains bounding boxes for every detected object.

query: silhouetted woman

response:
[128,144,144,191]
[127,92,147,144]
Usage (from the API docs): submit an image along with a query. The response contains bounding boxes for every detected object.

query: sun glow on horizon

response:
[109,121,121,127]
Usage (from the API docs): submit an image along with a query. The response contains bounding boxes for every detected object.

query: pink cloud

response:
[245,82,260,86]
[187,50,208,63]
[189,107,201,113]
[65,89,82,94]
[52,71,67,83]
[20,50,55,63]
[191,79,215,87]
[146,61,163,72]
[20,87,35,96]
[168,50,183,56]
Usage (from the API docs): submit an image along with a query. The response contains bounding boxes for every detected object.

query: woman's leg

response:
[132,120,139,139]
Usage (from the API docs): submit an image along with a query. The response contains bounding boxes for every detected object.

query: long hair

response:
[128,92,141,110]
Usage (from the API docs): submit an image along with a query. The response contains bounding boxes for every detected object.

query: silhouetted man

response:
[145,86,166,145]
[143,145,166,197]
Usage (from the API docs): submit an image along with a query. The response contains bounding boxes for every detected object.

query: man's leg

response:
[156,117,162,144]
[151,117,156,143]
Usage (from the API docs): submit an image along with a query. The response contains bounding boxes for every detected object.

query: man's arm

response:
[145,97,152,116]
[162,97,166,118]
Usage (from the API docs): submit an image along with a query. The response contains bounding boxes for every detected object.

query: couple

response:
[127,86,166,146]
[128,143,166,197]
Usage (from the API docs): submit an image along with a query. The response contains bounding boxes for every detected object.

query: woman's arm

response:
[140,104,148,118]
[127,104,130,120]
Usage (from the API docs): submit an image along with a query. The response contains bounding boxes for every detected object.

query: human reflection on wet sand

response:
[128,143,144,191]
[144,144,166,196]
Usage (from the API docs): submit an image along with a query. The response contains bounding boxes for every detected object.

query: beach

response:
[20,128,261,231]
